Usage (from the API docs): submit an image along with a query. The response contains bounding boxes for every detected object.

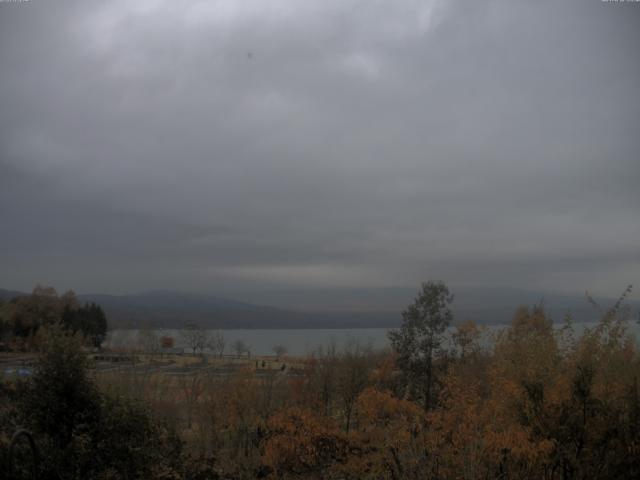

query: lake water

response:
[104,321,640,357]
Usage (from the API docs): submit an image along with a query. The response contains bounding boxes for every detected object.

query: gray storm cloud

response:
[1,0,639,302]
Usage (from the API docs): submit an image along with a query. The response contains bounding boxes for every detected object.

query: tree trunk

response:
[423,355,433,411]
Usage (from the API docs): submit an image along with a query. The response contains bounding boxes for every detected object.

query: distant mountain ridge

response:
[79,290,311,329]
[1,287,637,329]
[0,289,26,301]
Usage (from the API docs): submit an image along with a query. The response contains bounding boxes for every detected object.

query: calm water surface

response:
[105,322,640,357]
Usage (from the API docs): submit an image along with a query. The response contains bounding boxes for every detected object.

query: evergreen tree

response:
[388,280,453,410]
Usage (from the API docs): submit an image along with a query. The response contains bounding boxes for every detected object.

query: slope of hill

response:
[78,290,317,329]
[2,287,637,329]
[0,288,27,301]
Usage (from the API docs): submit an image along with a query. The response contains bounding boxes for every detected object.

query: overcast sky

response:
[1,0,639,306]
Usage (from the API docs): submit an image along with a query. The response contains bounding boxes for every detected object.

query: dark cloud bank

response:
[1,0,639,313]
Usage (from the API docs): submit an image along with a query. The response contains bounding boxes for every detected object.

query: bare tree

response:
[337,340,371,432]
[138,325,160,356]
[451,320,483,360]
[233,339,248,358]
[311,342,338,417]
[272,345,287,360]
[180,323,210,355]
[207,330,226,358]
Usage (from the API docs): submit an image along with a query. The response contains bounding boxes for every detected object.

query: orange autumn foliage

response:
[263,407,348,478]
